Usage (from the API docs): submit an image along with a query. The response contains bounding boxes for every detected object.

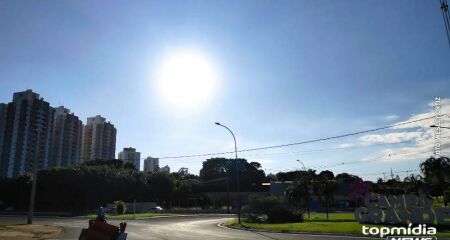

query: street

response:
[0,215,379,240]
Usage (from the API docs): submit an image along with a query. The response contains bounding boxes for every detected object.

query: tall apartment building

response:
[81,115,116,162]
[0,104,7,174]
[143,157,159,173]
[0,90,54,178]
[50,106,83,167]
[0,104,7,166]
[118,147,141,170]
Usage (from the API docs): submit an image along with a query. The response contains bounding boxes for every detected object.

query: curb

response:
[125,213,236,221]
[217,222,376,239]
[74,213,236,221]
[218,222,450,240]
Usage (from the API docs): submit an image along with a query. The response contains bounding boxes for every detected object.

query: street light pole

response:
[215,122,241,224]
[296,160,306,171]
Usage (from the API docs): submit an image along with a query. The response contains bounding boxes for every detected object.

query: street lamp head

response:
[430,125,437,128]
[215,122,221,126]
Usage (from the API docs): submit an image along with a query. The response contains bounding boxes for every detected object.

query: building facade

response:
[0,103,7,170]
[50,106,83,167]
[160,165,170,173]
[143,157,159,173]
[118,147,141,170]
[0,90,55,178]
[81,115,116,162]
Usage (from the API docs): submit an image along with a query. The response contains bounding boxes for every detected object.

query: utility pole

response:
[226,172,230,214]
[133,199,136,219]
[440,0,450,46]
[27,129,41,224]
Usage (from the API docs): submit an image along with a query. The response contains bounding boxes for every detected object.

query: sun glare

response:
[155,50,219,111]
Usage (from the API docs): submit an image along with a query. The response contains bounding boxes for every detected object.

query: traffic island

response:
[0,224,64,239]
[224,212,450,239]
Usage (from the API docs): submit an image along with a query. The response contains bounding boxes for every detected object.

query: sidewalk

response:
[0,224,64,239]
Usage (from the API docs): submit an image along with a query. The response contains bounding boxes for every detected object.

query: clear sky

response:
[1,0,449,180]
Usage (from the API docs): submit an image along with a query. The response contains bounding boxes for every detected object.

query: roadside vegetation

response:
[0,155,448,229]
[227,212,450,238]
[0,158,266,215]
[229,156,450,238]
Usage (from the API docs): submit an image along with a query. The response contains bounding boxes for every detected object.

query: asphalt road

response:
[1,215,379,240]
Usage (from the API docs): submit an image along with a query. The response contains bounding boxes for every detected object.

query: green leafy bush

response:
[246,196,303,223]
[114,200,127,215]
[444,190,450,206]
[266,207,303,223]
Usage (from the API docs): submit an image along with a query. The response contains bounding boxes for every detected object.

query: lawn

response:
[227,212,450,238]
[86,212,179,220]
[0,222,23,227]
[304,212,354,221]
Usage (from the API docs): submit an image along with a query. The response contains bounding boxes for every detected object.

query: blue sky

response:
[1,0,449,180]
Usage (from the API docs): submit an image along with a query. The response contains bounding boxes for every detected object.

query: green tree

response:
[199,158,265,192]
[420,156,450,198]
[315,171,336,220]
[286,170,315,219]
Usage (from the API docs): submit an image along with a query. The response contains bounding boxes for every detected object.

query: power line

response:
[239,135,450,159]
[359,169,420,177]
[265,149,450,173]
[311,150,450,170]
[441,0,450,46]
[157,114,446,159]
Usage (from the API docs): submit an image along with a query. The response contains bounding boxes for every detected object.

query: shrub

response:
[114,200,127,215]
[267,207,303,223]
[246,196,303,223]
[444,190,450,206]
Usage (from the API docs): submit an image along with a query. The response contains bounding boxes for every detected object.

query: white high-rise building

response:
[118,147,141,170]
[81,115,116,162]
[143,157,159,173]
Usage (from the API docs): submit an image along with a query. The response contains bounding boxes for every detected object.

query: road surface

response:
[0,215,378,240]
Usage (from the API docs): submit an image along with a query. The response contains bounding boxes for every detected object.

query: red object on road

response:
[79,220,127,240]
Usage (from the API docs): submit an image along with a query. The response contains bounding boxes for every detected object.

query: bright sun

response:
[156,50,219,110]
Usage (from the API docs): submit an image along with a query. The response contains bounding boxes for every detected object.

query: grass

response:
[304,212,355,221]
[86,212,179,220]
[0,222,23,227]
[226,212,450,238]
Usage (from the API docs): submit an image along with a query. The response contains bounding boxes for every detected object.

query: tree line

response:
[0,156,448,215]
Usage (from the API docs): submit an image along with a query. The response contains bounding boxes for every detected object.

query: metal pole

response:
[133,199,136,219]
[215,122,240,224]
[297,160,306,170]
[27,130,41,224]
[226,174,230,214]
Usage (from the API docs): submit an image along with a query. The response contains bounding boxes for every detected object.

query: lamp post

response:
[296,160,306,171]
[215,122,241,224]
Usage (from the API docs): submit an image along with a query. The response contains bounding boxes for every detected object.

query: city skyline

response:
[1,1,450,180]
